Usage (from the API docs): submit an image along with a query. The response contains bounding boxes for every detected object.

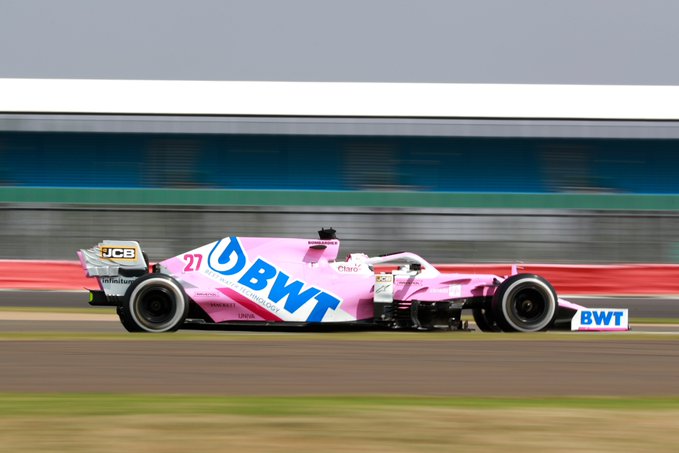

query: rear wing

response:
[77,240,148,277]
[77,241,150,302]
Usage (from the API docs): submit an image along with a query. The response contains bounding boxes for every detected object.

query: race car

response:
[77,228,628,333]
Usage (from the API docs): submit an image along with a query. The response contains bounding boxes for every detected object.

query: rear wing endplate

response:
[77,240,147,277]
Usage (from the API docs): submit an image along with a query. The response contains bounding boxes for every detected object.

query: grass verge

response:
[3,393,679,415]
[633,317,679,325]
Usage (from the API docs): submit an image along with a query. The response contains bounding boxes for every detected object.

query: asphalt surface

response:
[1,337,678,396]
[2,290,679,397]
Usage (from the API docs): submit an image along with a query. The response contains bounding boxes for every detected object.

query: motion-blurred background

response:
[3,118,679,264]
[2,0,679,265]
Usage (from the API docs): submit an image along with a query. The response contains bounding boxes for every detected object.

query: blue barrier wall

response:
[2,132,679,193]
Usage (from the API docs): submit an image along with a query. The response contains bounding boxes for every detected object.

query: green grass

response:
[3,393,679,416]
[633,317,679,325]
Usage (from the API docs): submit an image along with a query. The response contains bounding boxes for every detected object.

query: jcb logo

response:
[100,247,137,260]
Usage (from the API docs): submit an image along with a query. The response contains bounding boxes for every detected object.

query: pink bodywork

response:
[158,236,584,324]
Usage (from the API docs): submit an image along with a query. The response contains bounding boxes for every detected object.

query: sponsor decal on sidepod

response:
[206,237,341,322]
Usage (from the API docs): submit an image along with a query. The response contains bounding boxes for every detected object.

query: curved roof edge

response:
[1,78,679,120]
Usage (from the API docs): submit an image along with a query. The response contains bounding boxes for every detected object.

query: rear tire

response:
[117,306,143,332]
[122,274,188,333]
[491,274,558,332]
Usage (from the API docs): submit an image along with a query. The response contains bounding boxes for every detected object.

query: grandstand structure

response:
[2,79,679,262]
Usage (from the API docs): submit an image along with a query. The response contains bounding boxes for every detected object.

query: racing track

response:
[1,290,679,397]
[2,336,679,396]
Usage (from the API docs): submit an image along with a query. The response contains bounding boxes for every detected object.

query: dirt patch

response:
[2,407,679,453]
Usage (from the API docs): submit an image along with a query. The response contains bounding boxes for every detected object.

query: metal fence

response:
[3,204,679,263]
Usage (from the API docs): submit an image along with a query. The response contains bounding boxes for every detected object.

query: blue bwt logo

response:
[208,237,247,276]
[208,237,341,322]
[580,310,624,326]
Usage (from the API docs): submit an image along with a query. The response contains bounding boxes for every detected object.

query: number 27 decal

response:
[183,253,203,272]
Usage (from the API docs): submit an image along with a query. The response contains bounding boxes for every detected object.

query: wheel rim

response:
[511,288,546,323]
[137,288,176,325]
[128,278,185,332]
[500,278,556,332]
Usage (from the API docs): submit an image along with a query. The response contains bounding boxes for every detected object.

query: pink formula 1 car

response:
[78,229,625,333]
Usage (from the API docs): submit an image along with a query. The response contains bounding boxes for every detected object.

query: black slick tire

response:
[117,306,143,332]
[122,274,189,333]
[472,305,501,332]
[491,274,558,332]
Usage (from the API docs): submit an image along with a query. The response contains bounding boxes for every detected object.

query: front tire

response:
[122,274,188,333]
[491,274,558,332]
[472,302,501,332]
